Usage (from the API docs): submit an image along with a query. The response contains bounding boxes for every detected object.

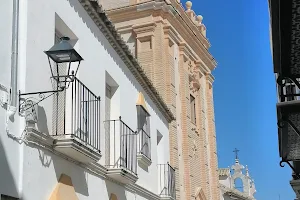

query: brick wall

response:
[109,14,219,200]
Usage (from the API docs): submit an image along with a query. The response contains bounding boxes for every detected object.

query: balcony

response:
[104,117,138,184]
[158,163,176,200]
[51,77,101,163]
[137,128,152,167]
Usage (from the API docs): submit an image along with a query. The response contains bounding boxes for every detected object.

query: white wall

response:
[0,0,171,199]
[0,0,21,198]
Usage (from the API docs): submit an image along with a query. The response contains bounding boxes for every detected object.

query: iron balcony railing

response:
[51,77,101,151]
[158,163,176,199]
[104,117,137,175]
[137,128,151,160]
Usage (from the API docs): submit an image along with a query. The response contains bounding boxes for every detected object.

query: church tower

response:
[219,149,256,200]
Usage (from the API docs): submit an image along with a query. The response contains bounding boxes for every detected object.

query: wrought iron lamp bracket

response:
[18,88,64,114]
[280,159,300,179]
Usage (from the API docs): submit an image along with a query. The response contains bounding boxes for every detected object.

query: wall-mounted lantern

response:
[19,36,83,113]
[45,36,83,89]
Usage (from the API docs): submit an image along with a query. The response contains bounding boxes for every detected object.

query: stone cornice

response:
[132,21,156,38]
[206,73,215,85]
[178,42,197,61]
[178,42,190,59]
[81,0,175,122]
[163,23,182,44]
[106,1,217,71]
[195,60,210,75]
[117,25,134,34]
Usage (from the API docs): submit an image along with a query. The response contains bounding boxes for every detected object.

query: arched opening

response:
[234,178,244,192]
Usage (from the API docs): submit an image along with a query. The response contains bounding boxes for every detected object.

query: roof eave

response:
[80,0,175,123]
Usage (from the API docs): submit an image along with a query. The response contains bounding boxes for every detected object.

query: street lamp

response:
[19,36,83,113]
[45,36,83,89]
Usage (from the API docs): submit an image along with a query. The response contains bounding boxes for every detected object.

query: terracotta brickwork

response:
[102,1,219,199]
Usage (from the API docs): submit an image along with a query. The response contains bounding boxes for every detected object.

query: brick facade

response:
[102,1,219,199]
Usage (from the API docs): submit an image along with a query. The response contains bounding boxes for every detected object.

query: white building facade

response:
[0,0,176,199]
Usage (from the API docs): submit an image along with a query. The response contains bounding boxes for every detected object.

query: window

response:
[136,93,151,161]
[137,106,151,159]
[190,94,196,124]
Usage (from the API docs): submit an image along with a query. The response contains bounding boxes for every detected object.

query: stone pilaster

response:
[205,73,219,200]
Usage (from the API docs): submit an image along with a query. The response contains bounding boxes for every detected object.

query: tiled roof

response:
[219,184,253,200]
[79,0,175,123]
[218,168,230,177]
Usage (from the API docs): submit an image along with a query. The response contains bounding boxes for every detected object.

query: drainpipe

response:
[8,0,20,118]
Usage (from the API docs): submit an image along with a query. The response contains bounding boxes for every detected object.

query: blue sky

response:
[191,0,294,199]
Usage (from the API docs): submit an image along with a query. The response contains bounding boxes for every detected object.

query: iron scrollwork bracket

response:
[278,118,300,179]
[277,75,300,89]
[277,75,300,101]
[280,159,300,179]
[18,88,64,114]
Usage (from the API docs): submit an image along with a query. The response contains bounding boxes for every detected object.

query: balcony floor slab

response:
[53,135,101,163]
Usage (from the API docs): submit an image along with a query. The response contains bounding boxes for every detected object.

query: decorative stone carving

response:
[188,62,201,92]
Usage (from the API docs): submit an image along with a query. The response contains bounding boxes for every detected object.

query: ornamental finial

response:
[186,1,192,10]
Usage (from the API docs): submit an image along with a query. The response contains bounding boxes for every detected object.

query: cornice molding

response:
[195,60,209,76]
[163,24,182,44]
[132,21,156,38]
[106,1,217,71]
[178,42,197,61]
[81,0,175,122]
[206,73,215,85]
[117,25,133,34]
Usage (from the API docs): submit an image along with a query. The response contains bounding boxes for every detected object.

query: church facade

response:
[100,0,219,200]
